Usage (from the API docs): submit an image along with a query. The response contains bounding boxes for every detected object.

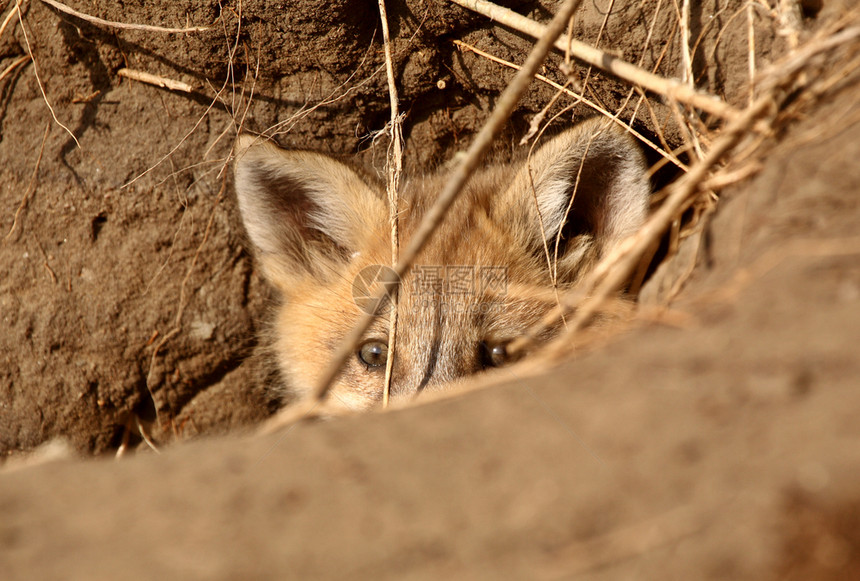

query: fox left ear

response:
[500,118,650,280]
[232,134,387,288]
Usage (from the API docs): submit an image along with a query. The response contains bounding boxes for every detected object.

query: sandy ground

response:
[1,1,859,579]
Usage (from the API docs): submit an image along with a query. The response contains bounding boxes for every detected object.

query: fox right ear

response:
[233,135,386,286]
[497,118,650,283]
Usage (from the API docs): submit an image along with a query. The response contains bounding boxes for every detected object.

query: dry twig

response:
[679,0,694,85]
[117,68,194,93]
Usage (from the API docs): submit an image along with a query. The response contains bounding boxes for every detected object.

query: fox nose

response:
[389,337,483,397]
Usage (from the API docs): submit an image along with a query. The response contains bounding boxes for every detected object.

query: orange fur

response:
[233,118,650,410]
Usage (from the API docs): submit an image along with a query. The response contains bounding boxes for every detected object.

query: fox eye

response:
[481,341,512,368]
[358,340,388,368]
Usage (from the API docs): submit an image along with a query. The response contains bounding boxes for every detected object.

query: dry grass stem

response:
[0,53,29,83]
[0,1,19,39]
[449,0,744,124]
[39,0,210,33]
[680,0,693,85]
[453,39,686,171]
[676,0,705,159]
[15,0,79,148]
[123,81,230,188]
[535,10,858,352]
[117,68,194,93]
[748,2,757,105]
[667,97,704,162]
[261,0,586,434]
[699,162,763,191]
[377,0,402,409]
[756,24,860,94]
[137,416,161,454]
[625,0,667,124]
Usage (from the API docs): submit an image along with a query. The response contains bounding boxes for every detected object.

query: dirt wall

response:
[1,0,786,454]
[2,0,860,579]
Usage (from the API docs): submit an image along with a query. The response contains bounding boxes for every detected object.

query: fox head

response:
[233,118,650,410]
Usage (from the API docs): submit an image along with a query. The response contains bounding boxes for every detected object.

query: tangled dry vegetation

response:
[1,0,858,454]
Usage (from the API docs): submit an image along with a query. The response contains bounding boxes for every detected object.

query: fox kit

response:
[233,118,650,410]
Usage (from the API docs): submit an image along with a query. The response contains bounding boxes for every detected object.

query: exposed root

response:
[4,123,50,243]
[0,2,20,40]
[39,0,210,34]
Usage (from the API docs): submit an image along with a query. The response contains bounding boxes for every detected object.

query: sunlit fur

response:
[233,118,650,410]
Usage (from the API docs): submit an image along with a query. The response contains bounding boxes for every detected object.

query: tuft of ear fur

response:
[498,118,650,282]
[233,134,386,287]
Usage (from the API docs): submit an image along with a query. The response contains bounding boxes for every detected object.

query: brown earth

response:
[1,0,859,579]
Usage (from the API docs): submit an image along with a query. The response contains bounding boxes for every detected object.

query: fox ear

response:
[233,135,386,286]
[501,118,650,280]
